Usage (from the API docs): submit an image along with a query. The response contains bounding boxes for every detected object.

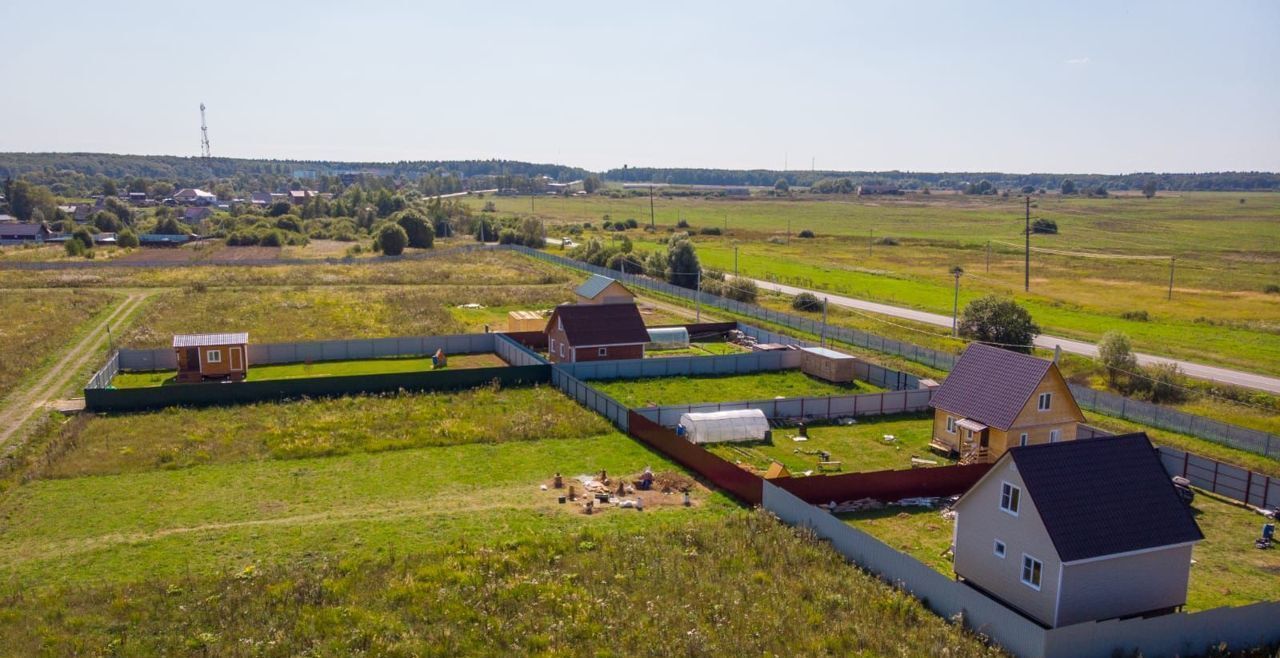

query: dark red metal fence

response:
[771,463,992,505]
[627,411,764,505]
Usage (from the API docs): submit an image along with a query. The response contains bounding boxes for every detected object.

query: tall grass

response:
[0,290,117,393]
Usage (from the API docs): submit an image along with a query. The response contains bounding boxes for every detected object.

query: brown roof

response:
[1008,433,1203,562]
[546,303,649,347]
[929,343,1054,430]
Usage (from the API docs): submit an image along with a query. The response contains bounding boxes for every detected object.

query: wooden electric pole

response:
[1024,196,1031,292]
[649,185,655,229]
[1167,257,1176,301]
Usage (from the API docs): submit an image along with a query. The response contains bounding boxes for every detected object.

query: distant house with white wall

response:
[573,275,635,305]
[951,433,1203,628]
[930,343,1085,463]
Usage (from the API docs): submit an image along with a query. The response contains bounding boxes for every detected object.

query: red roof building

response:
[544,303,649,364]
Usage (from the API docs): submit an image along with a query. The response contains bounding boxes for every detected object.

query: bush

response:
[1134,363,1187,404]
[1097,331,1137,390]
[482,201,497,212]
[1264,284,1280,294]
[698,226,722,236]
[792,292,823,312]
[676,219,690,229]
[624,218,639,229]
[1119,310,1149,322]
[267,201,293,217]
[497,228,519,245]
[259,231,285,247]
[723,278,758,304]
[1031,218,1058,234]
[376,224,408,256]
[64,238,86,257]
[72,227,95,251]
[396,213,434,249]
[873,236,899,246]
[116,230,139,249]
[958,295,1039,353]
[797,229,815,238]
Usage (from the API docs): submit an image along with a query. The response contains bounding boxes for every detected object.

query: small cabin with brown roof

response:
[929,343,1084,463]
[174,333,249,383]
[573,275,635,305]
[545,303,649,363]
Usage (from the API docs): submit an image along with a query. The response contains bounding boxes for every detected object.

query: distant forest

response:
[604,167,1280,192]
[0,153,1275,196]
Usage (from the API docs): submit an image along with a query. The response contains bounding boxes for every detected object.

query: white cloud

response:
[1065,57,1090,65]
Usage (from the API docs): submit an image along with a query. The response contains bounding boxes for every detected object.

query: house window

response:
[993,539,1006,558]
[1038,392,1052,411]
[205,349,222,364]
[1000,482,1020,516]
[946,416,956,434]
[559,343,566,358]
[549,338,555,354]
[557,317,563,331]
[597,347,608,357]
[1019,433,1028,447]
[1021,555,1043,590]
[1050,429,1061,443]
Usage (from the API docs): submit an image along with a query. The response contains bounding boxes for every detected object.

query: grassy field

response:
[0,289,120,395]
[592,369,882,408]
[705,413,952,475]
[0,389,998,656]
[475,192,1280,376]
[844,490,1280,612]
[34,385,613,477]
[111,353,508,388]
[647,339,749,358]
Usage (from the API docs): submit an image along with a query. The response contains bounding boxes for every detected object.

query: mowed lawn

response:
[844,491,1280,612]
[593,369,881,408]
[705,413,951,475]
[111,353,509,388]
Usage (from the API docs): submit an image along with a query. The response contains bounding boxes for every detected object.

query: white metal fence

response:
[550,367,629,432]
[506,245,1279,458]
[762,480,1280,658]
[494,334,549,367]
[560,349,800,381]
[634,389,935,428]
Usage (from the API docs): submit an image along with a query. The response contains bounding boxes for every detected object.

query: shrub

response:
[1264,284,1280,294]
[792,292,823,312]
[1031,218,1058,234]
[1097,331,1137,390]
[267,201,293,217]
[723,278,758,304]
[116,230,139,249]
[72,227,95,250]
[624,218,639,229]
[698,226,722,236]
[676,219,690,229]
[396,213,434,249]
[873,236,899,246]
[958,295,1039,353]
[1135,363,1187,404]
[1119,310,1149,322]
[64,238,86,257]
[376,224,408,256]
[497,228,519,245]
[482,201,497,212]
[259,231,285,247]
[797,229,815,238]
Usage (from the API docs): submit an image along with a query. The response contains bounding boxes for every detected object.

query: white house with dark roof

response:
[951,433,1203,628]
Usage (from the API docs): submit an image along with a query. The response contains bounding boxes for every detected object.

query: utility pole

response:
[649,185,655,229]
[821,298,829,347]
[733,244,739,278]
[868,228,873,258]
[986,240,991,273]
[695,269,702,322]
[1024,196,1031,292]
[951,267,964,337]
[787,219,791,244]
[1167,257,1176,301]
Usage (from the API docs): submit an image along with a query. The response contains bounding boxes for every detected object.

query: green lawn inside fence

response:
[843,490,1280,612]
[705,413,951,475]
[110,353,509,389]
[593,369,882,408]
[646,339,750,358]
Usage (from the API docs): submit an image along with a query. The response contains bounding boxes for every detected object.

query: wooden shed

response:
[173,333,249,383]
[799,346,857,383]
[507,310,545,332]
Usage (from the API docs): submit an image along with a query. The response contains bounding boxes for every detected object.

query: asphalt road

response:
[749,278,1280,395]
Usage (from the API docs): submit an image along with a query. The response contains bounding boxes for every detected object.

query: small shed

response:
[507,310,545,332]
[646,326,690,350]
[800,346,857,383]
[678,409,770,444]
[173,333,249,383]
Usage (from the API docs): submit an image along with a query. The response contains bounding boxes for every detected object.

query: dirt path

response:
[0,292,152,448]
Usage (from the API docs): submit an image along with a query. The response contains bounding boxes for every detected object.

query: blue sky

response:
[2,0,1276,173]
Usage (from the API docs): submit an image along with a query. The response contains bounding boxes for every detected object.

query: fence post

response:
[1244,470,1253,507]
[1182,451,1190,478]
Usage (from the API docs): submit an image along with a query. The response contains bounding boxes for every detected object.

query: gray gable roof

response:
[1010,433,1203,562]
[574,274,627,300]
[929,343,1053,430]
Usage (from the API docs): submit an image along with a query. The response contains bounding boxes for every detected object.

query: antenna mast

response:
[199,103,212,158]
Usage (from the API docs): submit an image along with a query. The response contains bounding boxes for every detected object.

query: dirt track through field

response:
[0,292,152,448]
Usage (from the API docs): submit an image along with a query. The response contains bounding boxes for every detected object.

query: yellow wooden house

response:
[928,343,1085,464]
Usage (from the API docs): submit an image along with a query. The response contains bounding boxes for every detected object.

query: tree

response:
[268,201,293,217]
[518,218,546,247]
[583,175,601,194]
[792,292,823,312]
[774,178,790,193]
[117,229,140,248]
[1097,331,1137,389]
[666,238,700,289]
[958,295,1040,353]
[72,227,96,251]
[1060,179,1076,195]
[92,211,122,233]
[6,180,58,222]
[1142,179,1157,199]
[104,197,133,225]
[102,179,118,197]
[396,213,434,249]
[154,217,188,235]
[376,223,408,255]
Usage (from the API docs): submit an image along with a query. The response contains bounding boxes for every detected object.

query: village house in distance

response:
[929,343,1086,463]
[951,433,1204,628]
[573,274,636,305]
